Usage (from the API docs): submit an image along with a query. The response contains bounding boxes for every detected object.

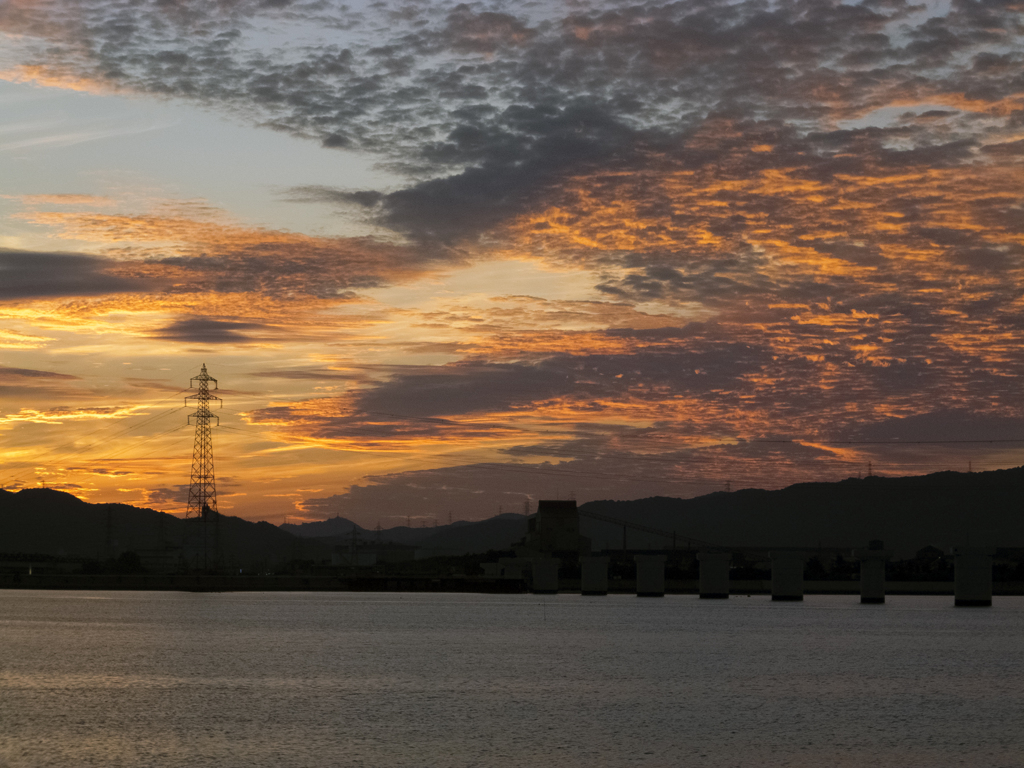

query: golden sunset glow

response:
[2,0,1023,524]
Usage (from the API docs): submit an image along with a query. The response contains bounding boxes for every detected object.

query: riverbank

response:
[3,572,1024,595]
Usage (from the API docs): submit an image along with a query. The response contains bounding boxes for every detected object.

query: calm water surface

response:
[1,591,1022,767]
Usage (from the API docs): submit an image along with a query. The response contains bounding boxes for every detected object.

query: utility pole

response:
[185,364,222,572]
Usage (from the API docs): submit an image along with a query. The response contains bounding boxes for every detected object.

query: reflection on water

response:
[1,591,1022,767]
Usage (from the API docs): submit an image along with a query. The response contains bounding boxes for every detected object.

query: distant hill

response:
[283,513,529,556]
[280,469,1024,559]
[8,467,1024,568]
[395,514,529,556]
[578,467,1024,558]
[0,488,329,569]
[280,515,362,539]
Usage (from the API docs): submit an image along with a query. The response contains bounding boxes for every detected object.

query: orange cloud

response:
[0,327,53,348]
[0,405,145,425]
[18,207,435,298]
[0,64,111,94]
[17,194,114,206]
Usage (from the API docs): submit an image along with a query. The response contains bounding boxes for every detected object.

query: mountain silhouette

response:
[577,467,1024,557]
[5,466,1024,567]
[282,513,528,555]
[0,488,328,569]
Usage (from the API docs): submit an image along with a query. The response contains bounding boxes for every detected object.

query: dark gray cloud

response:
[149,317,270,344]
[5,0,1022,243]
[145,484,190,509]
[140,231,424,295]
[982,139,1024,156]
[354,362,574,417]
[248,314,1024,444]
[243,342,783,452]
[288,99,657,241]
[0,249,155,300]
[0,366,79,381]
[34,208,435,297]
[855,410,1024,443]
[5,0,1024,503]
[249,367,363,381]
[0,365,81,398]
[311,344,770,420]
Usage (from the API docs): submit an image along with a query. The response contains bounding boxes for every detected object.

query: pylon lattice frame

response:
[185,363,222,520]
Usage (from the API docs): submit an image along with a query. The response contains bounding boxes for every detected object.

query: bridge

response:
[526,505,997,607]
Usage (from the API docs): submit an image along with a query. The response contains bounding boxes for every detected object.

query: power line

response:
[73,423,191,464]
[0,389,190,455]
[0,422,191,489]
[0,405,189,487]
[0,365,205,484]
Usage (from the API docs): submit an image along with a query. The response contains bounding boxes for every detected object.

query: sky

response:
[0,0,1022,527]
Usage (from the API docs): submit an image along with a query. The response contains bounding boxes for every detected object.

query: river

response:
[1,591,1022,767]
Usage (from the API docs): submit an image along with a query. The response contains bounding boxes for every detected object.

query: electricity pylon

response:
[185,364,222,570]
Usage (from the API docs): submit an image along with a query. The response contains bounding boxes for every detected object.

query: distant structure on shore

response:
[488,490,1018,607]
[4,455,1024,603]
[184,364,223,571]
[515,500,591,557]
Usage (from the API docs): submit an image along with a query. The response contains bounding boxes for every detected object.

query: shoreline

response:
[3,573,1023,595]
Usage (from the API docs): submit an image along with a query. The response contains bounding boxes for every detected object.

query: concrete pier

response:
[697,552,730,599]
[953,547,995,607]
[854,540,891,604]
[634,554,666,597]
[580,556,609,596]
[531,557,559,594]
[770,551,805,601]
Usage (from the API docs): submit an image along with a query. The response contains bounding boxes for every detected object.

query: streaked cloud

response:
[0,365,78,381]
[0,64,112,95]
[0,405,144,425]
[148,317,275,345]
[16,194,114,206]
[16,204,442,298]
[0,248,158,300]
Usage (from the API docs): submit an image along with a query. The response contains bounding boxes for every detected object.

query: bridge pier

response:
[634,554,666,597]
[530,557,559,594]
[697,552,730,599]
[770,551,805,601]
[580,556,609,596]
[953,547,994,607]
[854,540,891,604]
